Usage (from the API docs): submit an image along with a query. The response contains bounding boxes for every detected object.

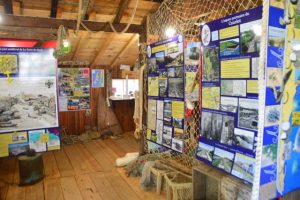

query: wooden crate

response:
[220,175,251,200]
[193,165,224,200]
[193,164,252,200]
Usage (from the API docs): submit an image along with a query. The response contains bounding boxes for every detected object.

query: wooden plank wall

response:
[59,66,136,135]
[59,66,106,135]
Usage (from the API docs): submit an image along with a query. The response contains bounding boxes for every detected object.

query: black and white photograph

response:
[163,126,173,137]
[0,77,59,133]
[159,78,168,97]
[163,100,172,125]
[163,125,173,148]
[212,147,235,173]
[196,142,214,162]
[211,113,223,141]
[168,78,184,98]
[221,80,246,97]
[173,117,183,129]
[238,98,258,130]
[148,58,157,74]
[220,96,238,113]
[233,128,255,150]
[220,115,234,145]
[162,134,172,148]
[200,111,212,138]
[172,138,184,153]
[168,67,184,78]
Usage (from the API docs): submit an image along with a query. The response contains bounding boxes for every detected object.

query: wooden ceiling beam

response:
[91,33,116,66]
[4,0,13,14]
[0,14,142,33]
[50,0,59,18]
[113,0,130,23]
[84,0,95,20]
[110,34,139,67]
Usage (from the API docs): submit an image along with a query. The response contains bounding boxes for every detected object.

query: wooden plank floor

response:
[0,133,165,200]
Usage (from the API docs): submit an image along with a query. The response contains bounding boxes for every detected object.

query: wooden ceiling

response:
[0,0,162,67]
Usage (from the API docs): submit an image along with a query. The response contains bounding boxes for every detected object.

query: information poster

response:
[196,7,262,184]
[0,48,60,157]
[58,68,91,111]
[259,1,300,198]
[146,35,186,153]
[92,69,104,88]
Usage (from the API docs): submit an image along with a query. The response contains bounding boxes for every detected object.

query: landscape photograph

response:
[220,38,240,57]
[202,47,220,82]
[212,147,234,173]
[196,142,214,162]
[240,20,262,54]
[0,77,58,133]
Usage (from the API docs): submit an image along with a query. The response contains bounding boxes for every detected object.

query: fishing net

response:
[141,0,263,170]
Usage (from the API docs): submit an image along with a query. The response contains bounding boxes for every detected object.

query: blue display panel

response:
[196,6,263,184]
[146,35,198,153]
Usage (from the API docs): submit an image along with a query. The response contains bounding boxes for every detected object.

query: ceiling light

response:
[165,27,176,38]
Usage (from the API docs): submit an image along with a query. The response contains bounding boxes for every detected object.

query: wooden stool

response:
[18,153,44,186]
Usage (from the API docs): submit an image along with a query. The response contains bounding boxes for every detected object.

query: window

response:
[112,79,139,97]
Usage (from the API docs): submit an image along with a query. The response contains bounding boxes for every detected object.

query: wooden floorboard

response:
[53,149,75,177]
[43,151,60,179]
[44,178,64,200]
[0,134,165,200]
[60,176,83,200]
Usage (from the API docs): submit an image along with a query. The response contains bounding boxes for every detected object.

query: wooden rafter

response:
[110,34,139,67]
[91,33,116,66]
[4,0,13,14]
[84,0,95,20]
[50,0,59,18]
[113,0,130,23]
[0,15,142,33]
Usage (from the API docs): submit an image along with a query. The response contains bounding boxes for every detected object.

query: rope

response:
[78,0,139,35]
[109,0,140,34]
[251,0,270,199]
